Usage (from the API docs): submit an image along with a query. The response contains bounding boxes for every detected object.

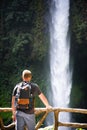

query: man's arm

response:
[38,93,52,108]
[11,96,16,121]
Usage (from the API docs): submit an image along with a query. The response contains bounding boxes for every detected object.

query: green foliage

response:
[70,85,83,107]
[0,112,12,125]
[11,33,33,59]
[0,0,49,125]
[30,0,48,61]
[71,0,87,44]
[76,128,85,130]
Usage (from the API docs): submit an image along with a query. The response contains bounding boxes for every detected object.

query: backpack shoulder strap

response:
[16,82,23,93]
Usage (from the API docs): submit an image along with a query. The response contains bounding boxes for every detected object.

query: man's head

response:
[22,69,32,81]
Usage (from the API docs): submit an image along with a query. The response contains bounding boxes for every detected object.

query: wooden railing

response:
[0,107,87,130]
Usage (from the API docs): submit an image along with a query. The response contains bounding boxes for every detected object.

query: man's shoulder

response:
[14,82,22,89]
[30,82,38,87]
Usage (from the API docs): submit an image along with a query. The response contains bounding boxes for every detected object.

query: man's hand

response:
[46,104,52,109]
[12,111,16,122]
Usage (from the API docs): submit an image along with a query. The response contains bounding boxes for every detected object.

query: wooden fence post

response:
[54,110,59,130]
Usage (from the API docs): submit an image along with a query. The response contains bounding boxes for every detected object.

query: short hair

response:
[22,70,32,78]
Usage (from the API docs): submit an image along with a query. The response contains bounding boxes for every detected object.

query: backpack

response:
[15,82,34,110]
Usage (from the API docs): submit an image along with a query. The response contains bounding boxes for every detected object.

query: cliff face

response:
[70,0,87,95]
[70,0,87,123]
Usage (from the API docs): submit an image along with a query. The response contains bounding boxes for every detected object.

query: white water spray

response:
[49,0,72,129]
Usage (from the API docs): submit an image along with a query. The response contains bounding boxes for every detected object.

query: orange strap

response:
[18,99,29,105]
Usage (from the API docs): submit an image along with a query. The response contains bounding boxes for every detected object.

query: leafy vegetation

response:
[0,0,49,124]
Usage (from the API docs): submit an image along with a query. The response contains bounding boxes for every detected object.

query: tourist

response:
[11,69,51,130]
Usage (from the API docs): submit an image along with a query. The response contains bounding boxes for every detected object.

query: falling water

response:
[49,0,72,129]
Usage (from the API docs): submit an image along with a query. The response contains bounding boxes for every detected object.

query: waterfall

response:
[48,0,72,129]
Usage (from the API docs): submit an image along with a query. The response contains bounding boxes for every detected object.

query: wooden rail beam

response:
[59,122,87,128]
[57,108,87,114]
[0,107,87,114]
[0,108,12,112]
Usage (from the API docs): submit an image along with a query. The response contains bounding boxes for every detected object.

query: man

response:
[12,69,51,130]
